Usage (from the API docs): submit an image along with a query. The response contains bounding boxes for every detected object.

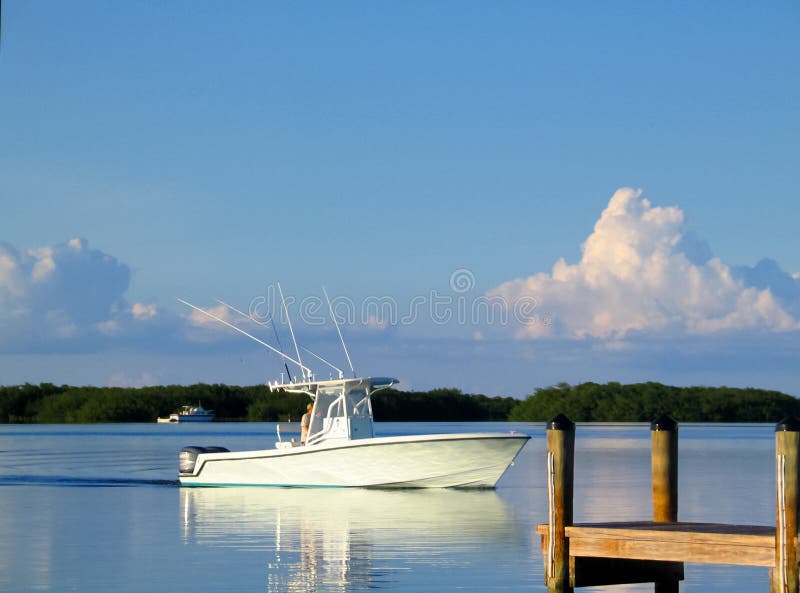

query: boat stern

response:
[179,446,230,477]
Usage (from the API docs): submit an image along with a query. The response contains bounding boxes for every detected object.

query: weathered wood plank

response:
[568,521,775,544]
[536,521,776,567]
[537,521,774,541]
[568,534,774,567]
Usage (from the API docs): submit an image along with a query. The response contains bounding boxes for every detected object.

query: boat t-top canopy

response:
[268,376,398,397]
[270,376,398,446]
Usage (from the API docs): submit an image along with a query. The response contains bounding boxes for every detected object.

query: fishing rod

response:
[214,298,293,382]
[215,299,344,378]
[323,286,356,378]
[176,297,312,378]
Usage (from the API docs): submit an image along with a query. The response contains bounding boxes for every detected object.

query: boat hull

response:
[179,433,529,489]
[157,414,214,423]
[173,414,214,422]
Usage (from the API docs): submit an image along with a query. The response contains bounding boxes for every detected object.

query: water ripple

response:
[0,474,179,487]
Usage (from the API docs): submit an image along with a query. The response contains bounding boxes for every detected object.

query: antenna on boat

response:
[215,299,343,378]
[278,283,307,381]
[176,297,312,377]
[214,299,293,382]
[323,286,356,378]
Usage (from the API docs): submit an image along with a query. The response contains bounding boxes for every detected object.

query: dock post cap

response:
[650,414,678,431]
[547,413,575,431]
[775,416,800,432]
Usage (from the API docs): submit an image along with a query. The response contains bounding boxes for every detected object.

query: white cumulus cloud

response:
[30,247,56,282]
[187,304,236,328]
[488,188,800,340]
[131,302,158,320]
[0,238,164,352]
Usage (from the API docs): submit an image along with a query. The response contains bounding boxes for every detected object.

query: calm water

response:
[0,422,777,592]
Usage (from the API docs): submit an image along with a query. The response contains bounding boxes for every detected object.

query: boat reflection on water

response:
[181,487,524,592]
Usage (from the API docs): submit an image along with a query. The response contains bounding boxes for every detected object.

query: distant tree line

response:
[372,388,518,421]
[508,382,800,423]
[0,381,797,424]
[0,383,516,424]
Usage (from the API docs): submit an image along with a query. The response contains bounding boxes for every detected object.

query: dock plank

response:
[536,521,775,567]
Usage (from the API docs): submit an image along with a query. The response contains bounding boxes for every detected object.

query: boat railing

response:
[306,424,333,446]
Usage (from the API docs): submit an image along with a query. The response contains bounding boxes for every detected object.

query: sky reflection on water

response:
[0,422,781,592]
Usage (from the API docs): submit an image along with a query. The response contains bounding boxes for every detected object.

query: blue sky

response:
[1,1,798,396]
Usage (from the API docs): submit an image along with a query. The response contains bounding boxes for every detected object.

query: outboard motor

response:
[179,445,230,474]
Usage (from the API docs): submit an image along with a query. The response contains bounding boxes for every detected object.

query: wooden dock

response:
[536,415,800,592]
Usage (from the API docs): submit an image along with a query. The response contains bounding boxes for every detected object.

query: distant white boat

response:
[176,291,530,488]
[157,403,215,423]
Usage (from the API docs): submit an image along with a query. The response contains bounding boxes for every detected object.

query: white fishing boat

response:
[176,288,529,488]
[179,376,528,488]
[157,403,215,423]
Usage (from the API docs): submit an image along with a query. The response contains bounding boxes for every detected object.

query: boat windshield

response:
[347,388,370,417]
[307,383,373,443]
[308,385,343,438]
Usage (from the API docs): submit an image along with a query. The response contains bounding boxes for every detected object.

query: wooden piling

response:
[546,414,575,593]
[651,415,680,593]
[772,417,800,593]
[651,415,678,523]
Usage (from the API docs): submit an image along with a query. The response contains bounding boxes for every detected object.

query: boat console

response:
[272,377,397,447]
